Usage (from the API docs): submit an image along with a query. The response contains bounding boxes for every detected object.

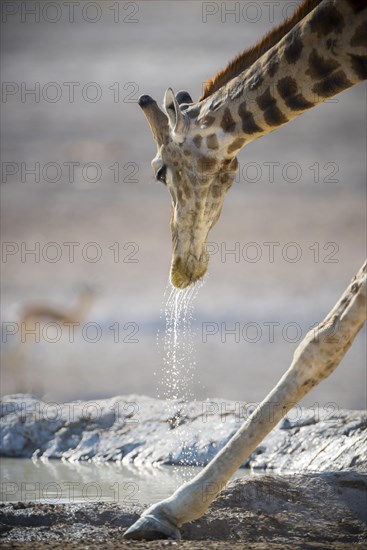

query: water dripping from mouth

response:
[156,279,205,476]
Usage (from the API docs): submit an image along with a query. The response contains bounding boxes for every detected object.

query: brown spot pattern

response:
[349,54,367,80]
[312,70,352,98]
[277,76,314,111]
[202,115,215,128]
[206,134,219,150]
[345,0,367,13]
[227,138,246,155]
[220,108,236,133]
[197,156,218,174]
[306,49,340,80]
[201,0,322,99]
[350,21,367,48]
[257,88,288,126]
[238,101,263,134]
[193,135,202,149]
[219,173,233,187]
[183,183,192,199]
[309,3,345,37]
[211,185,221,198]
[284,27,303,64]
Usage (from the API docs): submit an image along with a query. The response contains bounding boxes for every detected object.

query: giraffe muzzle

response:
[170,252,208,289]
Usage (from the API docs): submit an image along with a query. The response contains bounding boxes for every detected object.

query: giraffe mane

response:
[200,0,323,100]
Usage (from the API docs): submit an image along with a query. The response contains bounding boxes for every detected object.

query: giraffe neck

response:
[193,0,366,157]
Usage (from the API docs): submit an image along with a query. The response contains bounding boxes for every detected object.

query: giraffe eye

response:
[156,165,167,184]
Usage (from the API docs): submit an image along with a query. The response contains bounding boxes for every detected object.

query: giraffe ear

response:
[164,88,188,142]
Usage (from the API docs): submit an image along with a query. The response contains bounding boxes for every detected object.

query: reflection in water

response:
[0,458,246,506]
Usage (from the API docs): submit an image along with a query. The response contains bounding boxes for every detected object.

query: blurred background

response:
[1,0,366,409]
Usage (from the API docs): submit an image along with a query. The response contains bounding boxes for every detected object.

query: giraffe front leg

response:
[123,261,367,540]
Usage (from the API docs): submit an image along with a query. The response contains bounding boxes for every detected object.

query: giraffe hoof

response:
[123,513,181,540]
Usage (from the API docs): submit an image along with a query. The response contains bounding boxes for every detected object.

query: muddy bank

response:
[2,395,366,546]
[0,471,366,548]
[1,394,366,471]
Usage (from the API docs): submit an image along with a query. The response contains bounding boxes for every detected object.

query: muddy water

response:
[0,458,246,506]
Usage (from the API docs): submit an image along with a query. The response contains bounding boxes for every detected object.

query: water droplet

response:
[156,278,205,477]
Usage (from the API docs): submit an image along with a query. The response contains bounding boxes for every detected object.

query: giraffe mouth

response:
[170,253,208,289]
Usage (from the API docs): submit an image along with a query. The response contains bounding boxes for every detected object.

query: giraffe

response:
[124,0,367,540]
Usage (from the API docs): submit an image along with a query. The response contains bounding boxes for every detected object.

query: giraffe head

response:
[139,89,238,288]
